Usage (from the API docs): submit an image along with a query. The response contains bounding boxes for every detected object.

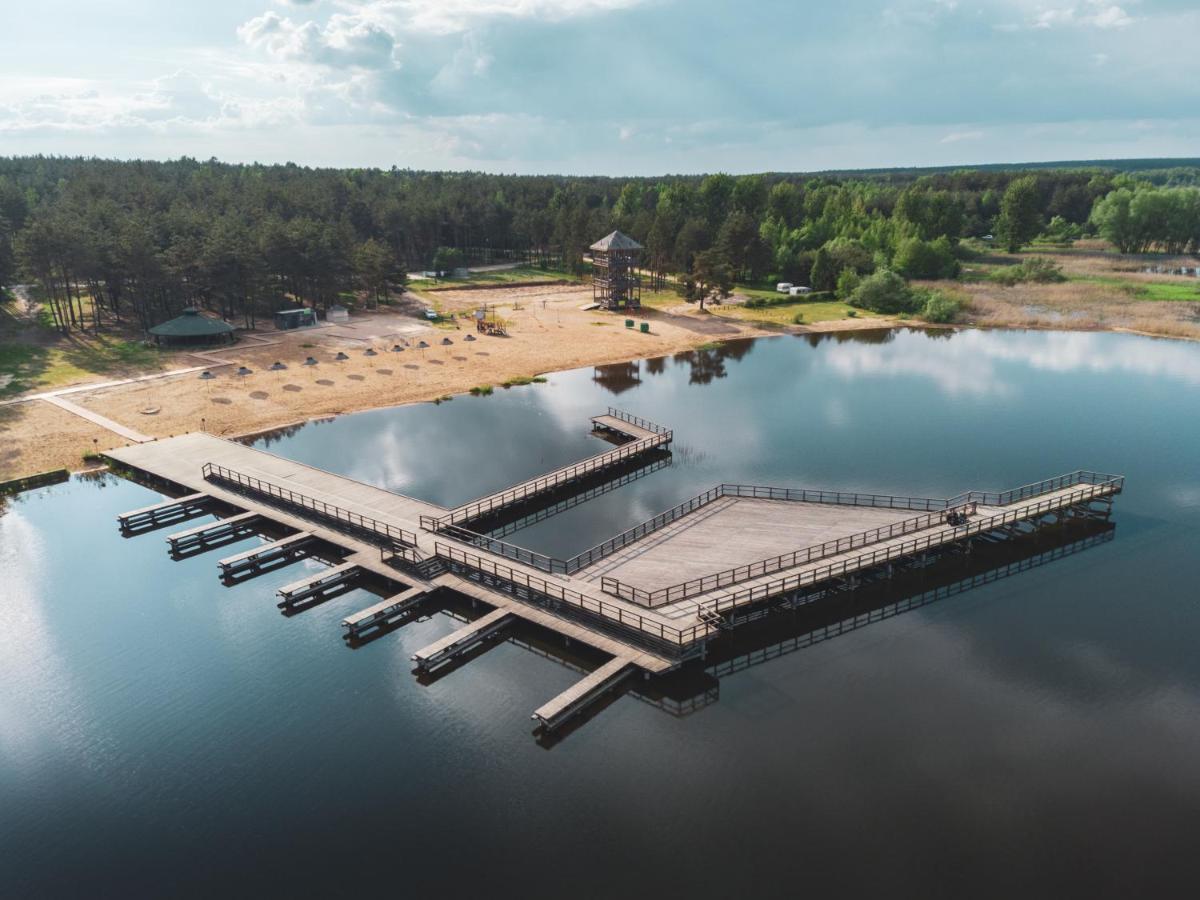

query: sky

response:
[0,0,1197,175]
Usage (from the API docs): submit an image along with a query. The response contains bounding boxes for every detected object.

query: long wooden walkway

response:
[432,408,672,528]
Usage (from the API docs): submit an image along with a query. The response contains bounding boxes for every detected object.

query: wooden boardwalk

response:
[105,412,1124,733]
[433,408,671,528]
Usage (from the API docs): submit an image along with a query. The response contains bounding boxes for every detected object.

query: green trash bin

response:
[625,319,634,328]
[639,322,649,334]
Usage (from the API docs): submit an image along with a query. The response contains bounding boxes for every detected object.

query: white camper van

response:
[775,282,793,294]
[788,285,812,297]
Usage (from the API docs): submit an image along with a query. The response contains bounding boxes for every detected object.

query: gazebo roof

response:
[149,307,235,337]
[590,230,643,252]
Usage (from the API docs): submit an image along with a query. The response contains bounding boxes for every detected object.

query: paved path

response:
[43,395,153,443]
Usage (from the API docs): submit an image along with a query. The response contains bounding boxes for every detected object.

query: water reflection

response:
[817,326,1200,397]
[672,337,756,385]
[592,362,641,395]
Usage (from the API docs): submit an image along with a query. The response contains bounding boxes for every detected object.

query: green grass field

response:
[715,299,874,326]
[1068,274,1200,301]
[0,335,163,398]
[425,266,582,287]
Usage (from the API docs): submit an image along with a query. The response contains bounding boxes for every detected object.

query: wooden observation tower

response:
[590,230,642,311]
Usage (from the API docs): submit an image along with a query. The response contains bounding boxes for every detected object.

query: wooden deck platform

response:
[578,497,916,591]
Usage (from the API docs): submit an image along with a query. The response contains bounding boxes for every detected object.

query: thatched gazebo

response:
[148,308,235,346]
[590,230,642,311]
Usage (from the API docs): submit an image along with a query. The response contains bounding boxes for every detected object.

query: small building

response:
[591,230,642,311]
[274,308,317,330]
[148,307,235,346]
[327,305,350,323]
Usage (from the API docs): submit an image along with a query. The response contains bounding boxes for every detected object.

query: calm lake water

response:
[3,327,1200,897]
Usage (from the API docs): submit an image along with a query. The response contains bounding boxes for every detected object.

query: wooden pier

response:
[342,586,428,641]
[411,608,515,672]
[106,408,1124,737]
[425,407,672,530]
[531,653,638,731]
[276,562,361,613]
[119,492,213,533]
[166,511,260,555]
[218,532,316,579]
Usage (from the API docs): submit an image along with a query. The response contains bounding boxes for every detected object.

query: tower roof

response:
[590,230,643,252]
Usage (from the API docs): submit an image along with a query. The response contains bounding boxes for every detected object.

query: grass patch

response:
[713,299,875,327]
[1068,275,1200,302]
[1134,281,1200,302]
[427,266,582,287]
[500,375,547,388]
[0,334,163,398]
[0,343,49,396]
[638,291,682,310]
[695,340,723,351]
[469,384,494,396]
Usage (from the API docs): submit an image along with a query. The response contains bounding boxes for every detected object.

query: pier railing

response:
[425,430,672,530]
[436,523,568,574]
[948,470,1124,508]
[201,463,418,548]
[601,503,979,606]
[434,542,709,656]
[564,486,727,573]
[695,479,1124,619]
[720,483,953,512]
[604,407,671,436]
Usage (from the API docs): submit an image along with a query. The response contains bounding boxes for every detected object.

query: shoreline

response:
[3,312,1198,487]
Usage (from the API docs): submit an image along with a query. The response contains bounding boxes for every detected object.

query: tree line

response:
[0,156,1195,334]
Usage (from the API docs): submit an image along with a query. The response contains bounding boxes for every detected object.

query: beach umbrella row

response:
[198,335,473,385]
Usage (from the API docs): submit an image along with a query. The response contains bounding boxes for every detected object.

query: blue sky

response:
[1,0,1197,174]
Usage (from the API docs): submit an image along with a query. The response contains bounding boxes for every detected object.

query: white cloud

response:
[237,11,397,68]
[1033,2,1134,30]
[375,0,647,35]
[0,70,295,135]
[940,129,983,143]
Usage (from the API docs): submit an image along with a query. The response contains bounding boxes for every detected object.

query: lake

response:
[3,327,1200,897]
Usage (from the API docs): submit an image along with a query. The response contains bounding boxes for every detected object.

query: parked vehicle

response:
[775,282,793,293]
[788,285,812,296]
[424,308,439,320]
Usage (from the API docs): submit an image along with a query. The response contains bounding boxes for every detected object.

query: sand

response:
[0,400,126,480]
[1,285,776,480]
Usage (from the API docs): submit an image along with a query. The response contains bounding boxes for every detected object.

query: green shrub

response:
[792,311,804,324]
[989,257,1066,285]
[846,309,857,318]
[919,290,962,324]
[849,269,922,314]
[469,384,494,396]
[836,267,861,299]
[892,236,960,280]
